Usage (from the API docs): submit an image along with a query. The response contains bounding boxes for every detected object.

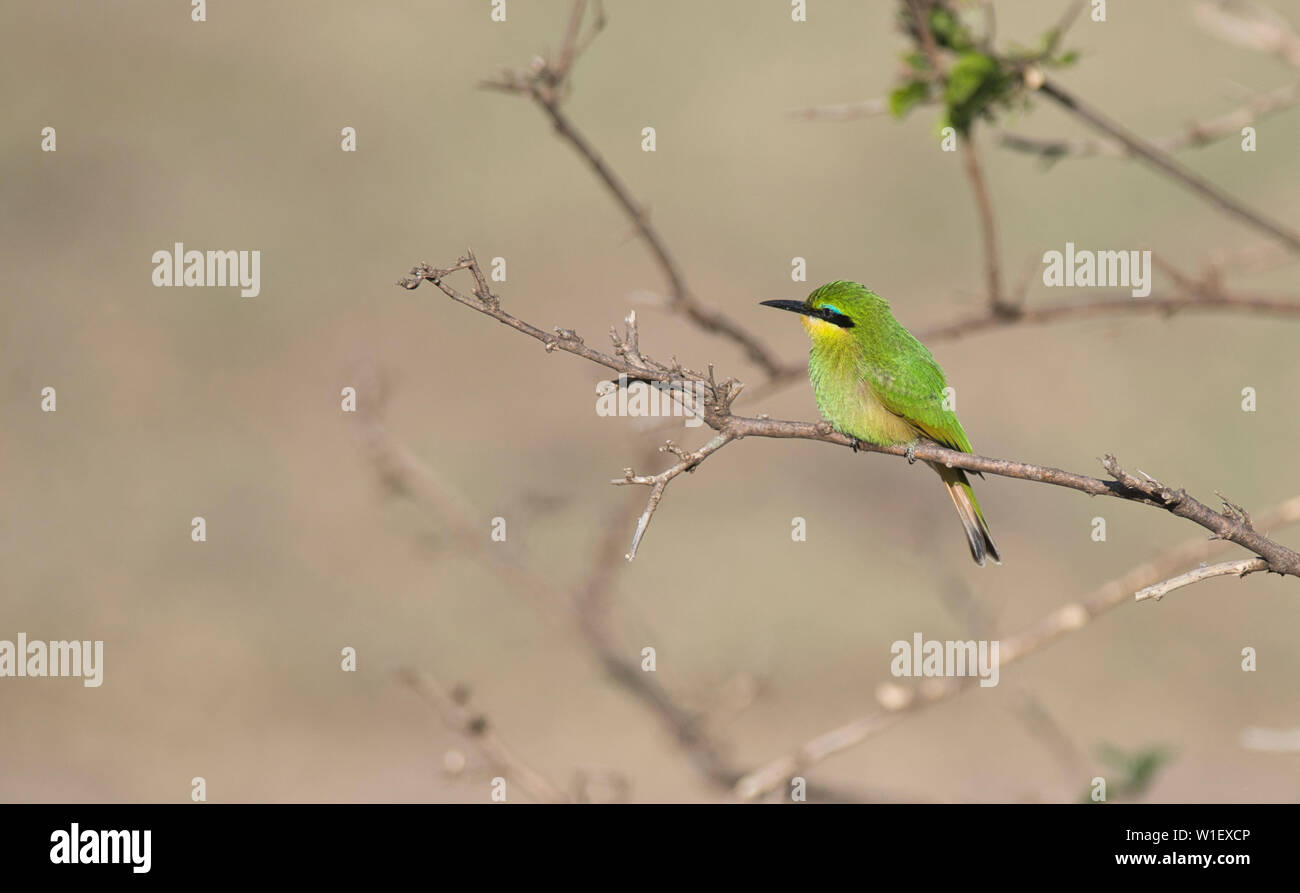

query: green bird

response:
[762,281,1000,566]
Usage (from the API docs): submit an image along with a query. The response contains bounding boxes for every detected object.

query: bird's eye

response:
[821,304,843,317]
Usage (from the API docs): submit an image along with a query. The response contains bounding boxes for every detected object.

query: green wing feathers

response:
[860,328,998,565]
[859,334,973,453]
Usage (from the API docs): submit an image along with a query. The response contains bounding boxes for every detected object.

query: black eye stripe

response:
[816,308,855,328]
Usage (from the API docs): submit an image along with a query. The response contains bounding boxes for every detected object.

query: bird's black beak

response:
[759,299,809,315]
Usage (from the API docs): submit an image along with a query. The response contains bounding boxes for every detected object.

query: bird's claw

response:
[904,443,917,464]
[850,436,862,453]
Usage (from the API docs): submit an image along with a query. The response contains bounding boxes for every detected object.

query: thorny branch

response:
[389,0,1300,801]
[398,253,1300,582]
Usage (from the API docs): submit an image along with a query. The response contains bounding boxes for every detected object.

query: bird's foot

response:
[849,435,863,454]
[904,443,917,465]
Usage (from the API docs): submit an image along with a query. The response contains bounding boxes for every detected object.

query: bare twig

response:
[1051,0,1088,42]
[1193,0,1300,69]
[1134,557,1269,602]
[1211,239,1295,276]
[551,0,594,85]
[613,433,735,560]
[1038,77,1300,256]
[912,288,1300,341]
[1001,80,1300,160]
[906,0,950,78]
[1240,725,1300,752]
[789,98,890,121]
[960,135,1009,314]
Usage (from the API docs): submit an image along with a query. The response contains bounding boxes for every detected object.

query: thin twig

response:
[1038,77,1300,256]
[613,433,735,560]
[960,135,1008,314]
[1001,80,1300,160]
[884,1,1019,318]
[1193,0,1300,69]
[907,0,949,77]
[1134,557,1269,602]
[788,98,890,121]
[913,288,1300,341]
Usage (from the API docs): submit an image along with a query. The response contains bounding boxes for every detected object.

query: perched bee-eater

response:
[762,281,1000,566]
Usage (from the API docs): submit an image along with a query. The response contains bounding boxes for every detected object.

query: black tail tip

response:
[966,533,1002,567]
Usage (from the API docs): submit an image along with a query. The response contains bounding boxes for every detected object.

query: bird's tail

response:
[927,462,1001,567]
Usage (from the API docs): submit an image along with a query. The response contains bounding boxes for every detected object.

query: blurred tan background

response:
[2,0,1299,802]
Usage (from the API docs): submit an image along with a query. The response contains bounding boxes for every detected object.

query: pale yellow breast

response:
[807,329,919,446]
[841,377,919,445]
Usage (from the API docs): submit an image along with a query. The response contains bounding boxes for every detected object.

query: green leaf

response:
[889,80,931,119]
[945,52,998,105]
[943,51,1008,134]
[1082,743,1175,802]
[928,7,974,52]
